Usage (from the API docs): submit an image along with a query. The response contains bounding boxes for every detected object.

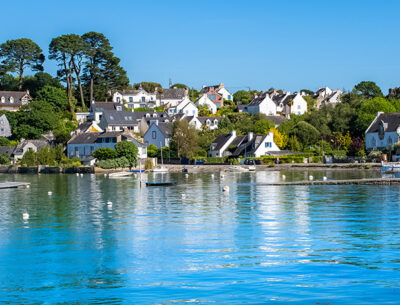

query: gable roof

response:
[14,139,49,154]
[366,112,400,133]
[248,92,270,106]
[0,146,15,157]
[197,116,221,124]
[211,133,233,151]
[265,115,287,126]
[68,132,122,144]
[157,88,187,100]
[90,102,120,112]
[101,110,142,125]
[0,91,31,106]
[233,135,267,156]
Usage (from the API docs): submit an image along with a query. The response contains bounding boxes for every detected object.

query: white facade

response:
[144,123,170,148]
[196,94,217,114]
[189,117,220,130]
[290,93,307,115]
[75,112,90,122]
[247,95,277,115]
[113,90,157,108]
[209,131,237,158]
[217,87,233,101]
[168,97,198,117]
[252,132,280,157]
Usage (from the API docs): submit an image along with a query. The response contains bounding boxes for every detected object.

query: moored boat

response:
[150,166,169,173]
[108,171,132,178]
[228,165,249,172]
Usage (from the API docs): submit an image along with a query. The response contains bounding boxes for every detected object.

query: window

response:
[142,97,145,102]
[117,97,121,102]
[0,97,4,103]
[297,105,300,109]
[105,138,110,143]
[9,97,14,103]
[112,137,117,143]
[90,146,94,153]
[228,95,231,100]
[129,97,133,103]
[209,94,216,101]
[116,106,122,111]
[152,131,156,139]
[0,119,3,125]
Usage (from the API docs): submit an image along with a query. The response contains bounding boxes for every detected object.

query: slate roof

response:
[157,122,172,137]
[233,135,267,156]
[102,110,142,125]
[0,146,15,157]
[265,115,287,126]
[0,91,31,106]
[76,121,94,133]
[211,133,233,151]
[197,117,221,124]
[157,88,186,100]
[68,132,122,144]
[91,102,119,112]
[248,92,268,106]
[14,139,49,154]
[366,112,400,133]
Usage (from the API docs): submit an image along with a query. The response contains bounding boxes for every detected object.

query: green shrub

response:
[60,158,82,168]
[96,156,130,169]
[0,153,11,165]
[332,150,347,159]
[145,158,153,170]
[93,147,118,160]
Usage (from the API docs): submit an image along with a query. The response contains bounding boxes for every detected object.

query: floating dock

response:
[0,182,30,189]
[261,178,400,186]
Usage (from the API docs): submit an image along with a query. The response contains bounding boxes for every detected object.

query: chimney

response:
[230,130,236,138]
[91,99,95,104]
[248,132,253,141]
[220,83,224,88]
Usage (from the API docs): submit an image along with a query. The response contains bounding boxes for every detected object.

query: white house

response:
[365,112,400,152]
[167,97,198,117]
[0,90,32,111]
[195,94,217,114]
[143,122,172,149]
[188,116,221,130]
[245,92,277,115]
[284,92,307,116]
[201,83,233,101]
[89,101,124,123]
[13,139,50,161]
[314,87,342,108]
[209,130,280,158]
[112,87,157,109]
[157,87,188,107]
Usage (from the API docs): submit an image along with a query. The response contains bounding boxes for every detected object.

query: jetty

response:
[261,178,400,186]
[0,182,30,189]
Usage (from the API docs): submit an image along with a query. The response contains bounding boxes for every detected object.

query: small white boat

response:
[108,171,132,178]
[228,166,249,172]
[246,165,256,171]
[150,166,169,173]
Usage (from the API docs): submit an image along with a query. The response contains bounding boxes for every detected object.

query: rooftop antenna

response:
[169,78,172,88]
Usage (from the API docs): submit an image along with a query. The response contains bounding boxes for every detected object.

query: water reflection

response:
[0,170,399,304]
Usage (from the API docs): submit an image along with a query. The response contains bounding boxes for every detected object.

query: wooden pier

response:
[0,182,30,189]
[260,178,400,186]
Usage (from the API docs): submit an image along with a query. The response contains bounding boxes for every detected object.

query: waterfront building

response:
[112,86,157,109]
[143,122,172,148]
[0,90,32,111]
[365,112,400,152]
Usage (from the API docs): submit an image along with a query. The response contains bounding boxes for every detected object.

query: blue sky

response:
[1,0,400,93]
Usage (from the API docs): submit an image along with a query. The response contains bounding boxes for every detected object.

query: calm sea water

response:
[0,170,399,304]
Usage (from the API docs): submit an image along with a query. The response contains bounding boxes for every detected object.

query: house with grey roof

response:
[0,90,32,111]
[365,112,400,152]
[0,114,12,137]
[201,83,233,101]
[314,87,342,108]
[13,139,50,161]
[89,101,124,123]
[167,96,198,117]
[112,86,157,109]
[209,130,280,158]
[157,87,188,107]
[67,131,123,159]
[189,116,221,130]
[245,92,277,115]
[143,122,172,149]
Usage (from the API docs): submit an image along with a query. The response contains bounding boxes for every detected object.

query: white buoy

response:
[223,185,230,193]
[80,173,83,177]
[104,173,107,177]
[76,173,79,176]
[309,175,314,181]
[134,174,137,178]
[181,193,186,198]
[323,176,328,181]
[211,174,214,179]
[107,201,113,207]
[22,212,29,220]
[26,185,30,189]
[281,175,286,180]
[48,191,52,196]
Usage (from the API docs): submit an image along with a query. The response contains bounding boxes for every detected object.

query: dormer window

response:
[116,106,122,111]
[129,97,133,103]
[146,113,150,118]
[9,97,14,104]
[153,114,157,118]
[116,97,121,103]
[1,97,4,103]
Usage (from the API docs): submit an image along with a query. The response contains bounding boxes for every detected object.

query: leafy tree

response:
[269,128,288,149]
[0,38,44,89]
[198,104,212,117]
[349,137,364,156]
[253,120,274,134]
[355,97,396,133]
[36,147,56,165]
[19,149,37,166]
[170,83,188,89]
[0,74,18,91]
[293,121,320,148]
[92,147,118,160]
[218,116,233,131]
[49,35,80,113]
[300,89,314,96]
[189,87,200,102]
[353,81,383,99]
[303,96,316,110]
[287,136,302,151]
[233,90,258,104]
[22,72,63,97]
[36,85,69,111]
[133,82,161,93]
[171,119,199,158]
[0,153,11,165]
[115,141,138,168]
[146,144,159,158]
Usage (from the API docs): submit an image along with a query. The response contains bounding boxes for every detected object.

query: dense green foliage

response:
[115,141,138,168]
[92,147,118,160]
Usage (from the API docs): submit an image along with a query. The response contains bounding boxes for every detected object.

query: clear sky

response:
[1,0,400,93]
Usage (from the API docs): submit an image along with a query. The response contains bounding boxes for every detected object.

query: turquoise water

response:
[0,170,399,304]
